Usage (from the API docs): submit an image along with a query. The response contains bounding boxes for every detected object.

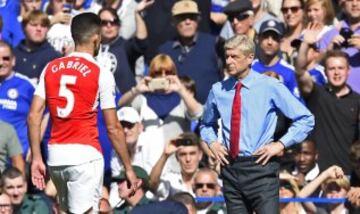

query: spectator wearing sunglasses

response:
[158,0,223,104]
[193,168,225,214]
[119,54,203,174]
[221,0,255,41]
[0,41,35,157]
[112,165,153,213]
[109,107,152,208]
[0,191,13,214]
[97,3,150,94]
[280,0,305,66]
[253,19,301,99]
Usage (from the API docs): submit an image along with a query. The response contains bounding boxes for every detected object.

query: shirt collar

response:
[172,33,198,49]
[324,83,353,98]
[230,70,258,89]
[68,52,95,61]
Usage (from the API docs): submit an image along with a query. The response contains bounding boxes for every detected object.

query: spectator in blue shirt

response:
[252,19,301,99]
[0,41,35,156]
[200,34,314,214]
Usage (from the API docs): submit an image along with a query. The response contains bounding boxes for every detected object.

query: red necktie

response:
[230,82,242,159]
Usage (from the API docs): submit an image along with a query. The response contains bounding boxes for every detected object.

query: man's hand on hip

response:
[209,141,229,165]
[253,142,285,165]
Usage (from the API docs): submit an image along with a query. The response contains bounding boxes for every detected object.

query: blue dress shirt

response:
[200,70,314,156]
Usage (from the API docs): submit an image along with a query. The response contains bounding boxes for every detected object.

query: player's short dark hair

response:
[71,12,101,46]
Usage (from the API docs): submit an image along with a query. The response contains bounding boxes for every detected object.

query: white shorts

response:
[49,158,104,213]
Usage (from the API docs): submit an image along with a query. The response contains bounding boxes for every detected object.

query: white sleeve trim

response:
[99,68,116,109]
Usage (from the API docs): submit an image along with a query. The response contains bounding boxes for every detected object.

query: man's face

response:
[99,10,120,42]
[294,141,317,174]
[120,121,142,146]
[174,14,199,39]
[0,193,12,214]
[176,146,202,175]
[22,0,42,11]
[25,20,48,44]
[117,179,133,200]
[229,13,253,35]
[225,48,253,78]
[325,57,350,88]
[344,0,360,20]
[281,0,304,28]
[193,172,218,197]
[259,31,281,57]
[0,46,15,79]
[3,177,27,205]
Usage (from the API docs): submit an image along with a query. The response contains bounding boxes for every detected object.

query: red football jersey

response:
[39,53,115,152]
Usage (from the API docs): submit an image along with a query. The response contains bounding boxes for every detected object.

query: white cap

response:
[117,107,141,123]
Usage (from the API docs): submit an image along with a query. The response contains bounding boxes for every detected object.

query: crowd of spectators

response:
[0,0,360,213]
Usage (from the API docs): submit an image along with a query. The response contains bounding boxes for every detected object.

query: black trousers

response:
[221,156,280,214]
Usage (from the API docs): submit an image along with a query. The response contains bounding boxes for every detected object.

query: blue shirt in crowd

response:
[0,72,35,155]
[252,58,301,99]
[200,71,314,156]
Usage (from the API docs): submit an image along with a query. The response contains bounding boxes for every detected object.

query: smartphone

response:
[148,78,169,91]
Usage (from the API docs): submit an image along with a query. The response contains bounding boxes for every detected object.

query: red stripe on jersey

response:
[45,56,102,153]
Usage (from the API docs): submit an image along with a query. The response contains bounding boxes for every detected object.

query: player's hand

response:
[31,159,46,190]
[126,169,143,197]
[253,142,284,165]
[209,142,229,165]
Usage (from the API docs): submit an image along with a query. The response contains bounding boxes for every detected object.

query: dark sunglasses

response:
[1,56,11,61]
[101,19,120,27]
[120,121,136,129]
[228,13,250,22]
[281,6,302,14]
[174,14,198,23]
[153,70,173,77]
[195,183,216,189]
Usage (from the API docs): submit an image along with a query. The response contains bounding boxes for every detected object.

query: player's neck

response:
[74,46,95,56]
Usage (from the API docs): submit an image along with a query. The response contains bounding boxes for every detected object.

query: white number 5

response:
[57,75,77,118]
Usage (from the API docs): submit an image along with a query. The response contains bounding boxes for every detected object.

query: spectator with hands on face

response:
[298,165,347,214]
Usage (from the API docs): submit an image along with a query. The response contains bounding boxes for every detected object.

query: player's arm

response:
[28,68,47,190]
[28,95,47,190]
[100,69,141,193]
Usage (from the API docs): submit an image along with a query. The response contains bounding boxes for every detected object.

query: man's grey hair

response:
[224,34,255,56]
